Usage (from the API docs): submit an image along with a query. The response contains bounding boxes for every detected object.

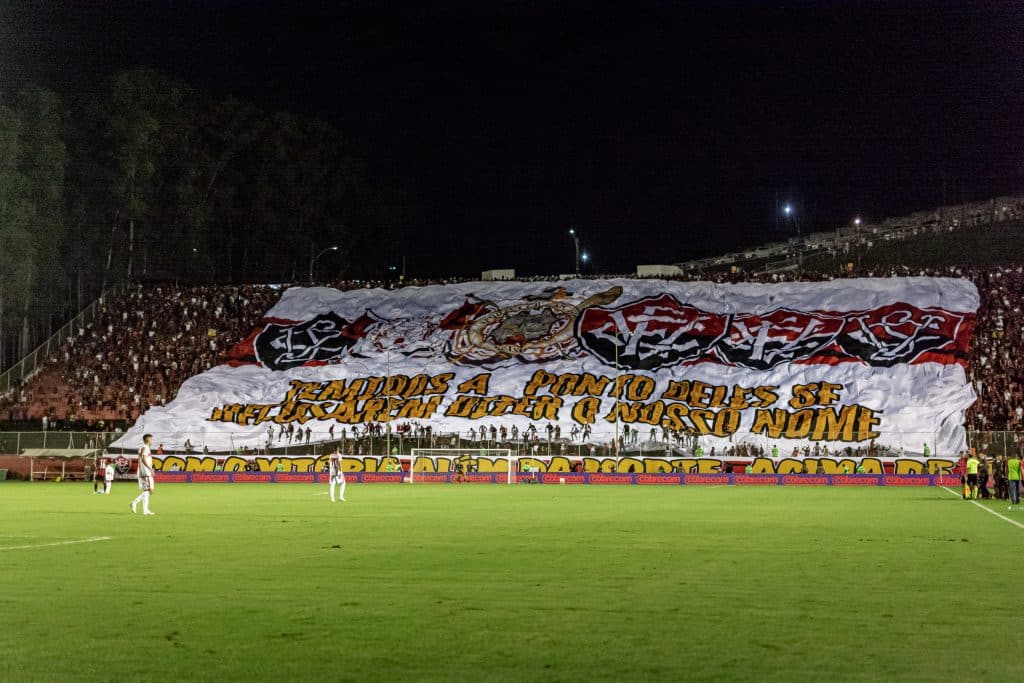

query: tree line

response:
[0,68,400,372]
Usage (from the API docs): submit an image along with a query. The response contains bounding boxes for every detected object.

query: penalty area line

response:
[0,536,112,551]
[940,486,1024,530]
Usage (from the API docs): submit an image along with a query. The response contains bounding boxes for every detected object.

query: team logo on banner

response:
[446,287,622,367]
[715,309,846,370]
[254,311,381,370]
[836,304,968,366]
[576,294,730,370]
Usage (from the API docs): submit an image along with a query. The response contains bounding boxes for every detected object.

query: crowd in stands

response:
[1,263,1022,446]
[0,285,280,428]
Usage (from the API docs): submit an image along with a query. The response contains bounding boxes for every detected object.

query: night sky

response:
[2,1,1022,277]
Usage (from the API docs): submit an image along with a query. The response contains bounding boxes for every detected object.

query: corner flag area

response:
[1,483,1021,681]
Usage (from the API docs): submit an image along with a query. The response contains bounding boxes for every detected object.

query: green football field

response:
[1,482,1021,682]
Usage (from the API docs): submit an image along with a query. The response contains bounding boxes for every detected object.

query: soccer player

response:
[104,459,115,494]
[130,434,156,515]
[328,448,346,502]
[1007,453,1021,508]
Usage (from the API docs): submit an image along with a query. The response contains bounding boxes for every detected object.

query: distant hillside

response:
[797,219,1024,271]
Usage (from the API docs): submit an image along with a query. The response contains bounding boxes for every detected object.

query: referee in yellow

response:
[1007,453,1021,508]
[965,452,980,500]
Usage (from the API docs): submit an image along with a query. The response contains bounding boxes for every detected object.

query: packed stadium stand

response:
[1,197,1022,452]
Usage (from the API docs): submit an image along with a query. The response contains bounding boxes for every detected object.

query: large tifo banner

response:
[114,277,978,454]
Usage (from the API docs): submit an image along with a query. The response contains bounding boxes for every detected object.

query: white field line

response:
[0,536,112,551]
[941,486,1024,530]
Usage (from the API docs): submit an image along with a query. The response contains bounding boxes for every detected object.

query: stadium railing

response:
[0,283,127,397]
[4,429,1018,459]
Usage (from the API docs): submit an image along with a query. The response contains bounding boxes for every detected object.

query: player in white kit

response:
[130,434,156,515]
[103,460,115,494]
[328,449,346,502]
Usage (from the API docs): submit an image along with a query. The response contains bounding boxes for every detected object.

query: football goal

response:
[408,448,523,484]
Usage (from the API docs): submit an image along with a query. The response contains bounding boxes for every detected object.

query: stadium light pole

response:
[309,245,339,284]
[568,227,581,274]
[854,217,863,269]
[581,251,589,274]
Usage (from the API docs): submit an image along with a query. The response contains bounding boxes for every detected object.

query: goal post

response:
[408,448,515,484]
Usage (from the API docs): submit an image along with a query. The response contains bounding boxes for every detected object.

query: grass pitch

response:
[1,482,1021,682]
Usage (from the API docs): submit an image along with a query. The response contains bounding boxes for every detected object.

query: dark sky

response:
[2,1,1023,277]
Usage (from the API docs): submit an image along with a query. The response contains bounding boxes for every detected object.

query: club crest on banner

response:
[836,304,968,366]
[576,294,730,371]
[715,309,846,370]
[445,286,622,367]
[254,311,382,370]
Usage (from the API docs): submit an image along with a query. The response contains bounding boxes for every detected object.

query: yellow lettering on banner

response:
[395,396,443,420]
[471,396,515,419]
[752,409,787,438]
[282,380,314,403]
[551,373,581,396]
[729,385,754,410]
[186,456,218,472]
[690,409,716,435]
[789,384,817,409]
[926,459,954,474]
[643,459,674,473]
[253,404,275,424]
[672,459,698,474]
[443,395,477,418]
[532,395,562,420]
[523,370,556,396]
[807,458,837,474]
[625,376,655,401]
[749,457,776,474]
[817,382,843,406]
[894,460,926,475]
[752,406,881,442]
[753,386,780,407]
[575,373,611,397]
[616,457,645,473]
[661,380,689,401]
[783,409,816,439]
[809,406,858,441]
[219,456,243,472]
[661,403,690,431]
[689,381,712,408]
[775,458,804,474]
[855,408,882,441]
[695,459,723,474]
[383,375,408,397]
[261,457,315,473]
[571,397,601,424]
[519,458,545,472]
[412,456,436,472]
[856,458,882,474]
[427,372,455,395]
[456,373,491,395]
[155,456,177,471]
[220,404,245,424]
[582,457,616,473]
[546,457,572,473]
[316,380,348,402]
[473,458,505,473]
[357,398,387,423]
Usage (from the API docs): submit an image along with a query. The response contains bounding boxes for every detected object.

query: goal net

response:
[408,448,518,484]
